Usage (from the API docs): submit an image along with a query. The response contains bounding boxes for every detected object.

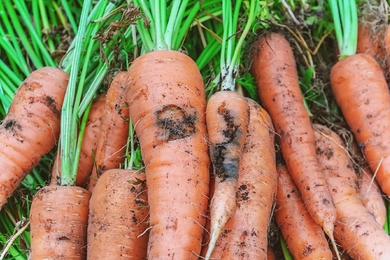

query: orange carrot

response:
[314,124,390,259]
[276,164,333,260]
[87,169,149,259]
[87,72,129,192]
[357,166,387,227]
[356,23,384,58]
[0,67,68,208]
[204,90,249,259]
[50,93,106,187]
[330,53,390,196]
[207,99,276,259]
[250,32,337,244]
[30,185,90,259]
[126,50,210,259]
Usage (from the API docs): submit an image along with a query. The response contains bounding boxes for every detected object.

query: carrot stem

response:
[60,0,91,186]
[329,0,358,59]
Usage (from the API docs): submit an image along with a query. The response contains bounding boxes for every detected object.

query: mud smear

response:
[155,104,197,141]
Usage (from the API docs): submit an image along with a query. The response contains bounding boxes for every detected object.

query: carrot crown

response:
[133,0,201,53]
[329,0,358,59]
[214,0,259,91]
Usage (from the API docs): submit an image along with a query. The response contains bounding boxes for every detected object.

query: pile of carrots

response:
[3,0,390,259]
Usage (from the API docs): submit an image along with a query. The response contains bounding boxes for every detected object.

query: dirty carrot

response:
[207,99,277,259]
[314,123,390,259]
[205,90,249,258]
[0,67,68,208]
[276,163,333,260]
[50,93,106,187]
[87,71,129,192]
[87,169,149,259]
[126,1,209,258]
[250,32,337,249]
[29,185,90,259]
[329,0,390,196]
[204,1,259,258]
[357,166,387,227]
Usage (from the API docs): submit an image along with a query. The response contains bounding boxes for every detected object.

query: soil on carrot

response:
[155,104,197,141]
[211,102,248,181]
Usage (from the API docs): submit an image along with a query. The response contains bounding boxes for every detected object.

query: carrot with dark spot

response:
[207,99,276,259]
[126,50,210,259]
[203,1,259,258]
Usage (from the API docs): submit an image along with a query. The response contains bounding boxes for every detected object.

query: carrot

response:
[30,185,90,259]
[207,99,276,259]
[87,71,129,192]
[205,90,249,258]
[356,23,384,58]
[314,123,390,259]
[50,93,106,187]
[203,2,259,258]
[357,166,387,227]
[87,168,149,259]
[276,163,333,260]
[330,53,390,195]
[126,49,210,258]
[250,32,337,248]
[0,67,68,208]
[329,0,390,196]
[124,1,211,257]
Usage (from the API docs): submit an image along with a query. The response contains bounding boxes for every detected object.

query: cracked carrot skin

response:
[314,124,390,260]
[50,94,106,187]
[88,72,129,192]
[87,169,149,259]
[126,50,210,259]
[330,53,390,196]
[276,164,332,260]
[0,67,69,209]
[250,32,336,237]
[30,185,91,259]
[208,99,276,260]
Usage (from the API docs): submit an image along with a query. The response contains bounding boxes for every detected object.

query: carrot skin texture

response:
[0,67,68,208]
[276,164,333,260]
[204,91,249,259]
[358,167,387,227]
[87,169,149,259]
[50,94,106,186]
[88,72,129,192]
[209,99,277,260]
[356,24,384,58]
[126,50,210,259]
[330,53,390,196]
[30,185,90,259]
[250,33,336,234]
[314,124,390,260]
